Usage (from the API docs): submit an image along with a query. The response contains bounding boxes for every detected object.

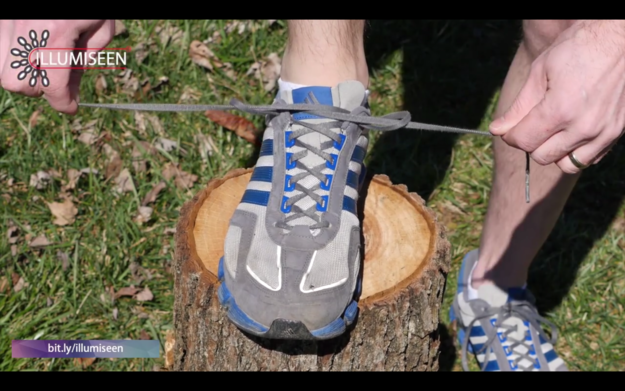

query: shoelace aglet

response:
[525,152,530,203]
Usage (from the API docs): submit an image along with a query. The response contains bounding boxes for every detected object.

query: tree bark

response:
[171,168,451,371]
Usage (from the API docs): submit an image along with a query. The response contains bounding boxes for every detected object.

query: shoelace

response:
[461,301,558,371]
[78,99,531,204]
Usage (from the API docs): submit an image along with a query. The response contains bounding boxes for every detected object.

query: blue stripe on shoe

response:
[484,360,500,371]
[544,349,558,362]
[250,166,272,182]
[351,146,366,164]
[291,87,333,121]
[241,190,270,206]
[343,195,356,214]
[346,170,359,189]
[470,326,486,337]
[259,139,273,156]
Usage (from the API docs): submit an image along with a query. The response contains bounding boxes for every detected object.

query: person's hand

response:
[489,20,625,174]
[0,20,114,115]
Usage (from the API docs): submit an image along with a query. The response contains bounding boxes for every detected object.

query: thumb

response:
[490,60,547,135]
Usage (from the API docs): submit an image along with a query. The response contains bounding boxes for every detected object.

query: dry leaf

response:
[189,40,217,71]
[151,76,169,93]
[221,62,237,81]
[134,286,153,301]
[140,329,150,340]
[114,20,127,36]
[64,169,81,191]
[146,114,164,135]
[2,193,10,202]
[77,129,99,145]
[75,357,96,368]
[115,69,139,95]
[7,224,20,244]
[134,42,149,65]
[164,227,176,235]
[47,198,78,226]
[134,111,148,135]
[29,107,43,128]
[0,277,8,293]
[13,277,25,293]
[142,181,166,206]
[246,52,281,91]
[114,286,139,299]
[267,19,277,26]
[195,133,215,161]
[131,144,147,173]
[29,234,51,248]
[11,245,17,257]
[29,171,52,189]
[175,171,198,190]
[161,162,178,181]
[57,250,70,271]
[155,137,177,152]
[112,307,118,320]
[104,146,123,180]
[47,297,53,307]
[178,86,201,103]
[165,330,175,369]
[95,74,107,95]
[157,24,183,46]
[204,110,259,144]
[114,169,135,194]
[134,206,153,224]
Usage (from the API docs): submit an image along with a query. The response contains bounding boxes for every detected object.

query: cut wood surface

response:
[172,168,451,371]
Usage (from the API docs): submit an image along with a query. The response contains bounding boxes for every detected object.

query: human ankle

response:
[470,253,528,292]
[280,51,369,87]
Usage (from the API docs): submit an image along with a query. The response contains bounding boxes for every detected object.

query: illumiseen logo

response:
[10,29,128,87]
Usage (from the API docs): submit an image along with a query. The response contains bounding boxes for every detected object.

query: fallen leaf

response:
[153,365,161,371]
[151,76,169,93]
[146,114,164,135]
[7,224,20,244]
[189,40,217,71]
[74,357,96,368]
[114,20,127,36]
[155,137,177,152]
[164,227,176,235]
[11,272,19,286]
[47,297,53,307]
[63,169,81,191]
[13,277,25,292]
[112,307,118,320]
[29,171,52,189]
[0,277,7,293]
[161,163,178,181]
[134,111,148,135]
[95,74,107,95]
[77,129,99,145]
[134,42,149,65]
[103,144,123,180]
[165,330,175,369]
[178,86,201,103]
[114,169,135,194]
[115,69,139,95]
[57,250,70,271]
[267,19,277,26]
[175,170,198,190]
[142,181,166,206]
[131,144,148,173]
[29,234,51,248]
[204,110,259,144]
[134,286,153,301]
[114,286,139,299]
[195,133,215,162]
[157,24,183,46]
[140,329,150,340]
[11,245,17,257]
[29,107,43,128]
[47,169,62,179]
[134,206,153,224]
[47,198,78,226]
[2,194,10,202]
[221,62,237,81]
[246,52,281,91]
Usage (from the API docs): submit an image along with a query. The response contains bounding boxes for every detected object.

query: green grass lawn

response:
[1,20,624,371]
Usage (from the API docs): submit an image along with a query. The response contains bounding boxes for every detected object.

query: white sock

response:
[278,78,309,92]
[467,260,528,301]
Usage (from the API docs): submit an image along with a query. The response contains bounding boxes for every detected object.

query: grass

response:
[1,19,624,371]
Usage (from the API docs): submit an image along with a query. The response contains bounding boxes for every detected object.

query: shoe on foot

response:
[217,81,369,340]
[450,249,568,371]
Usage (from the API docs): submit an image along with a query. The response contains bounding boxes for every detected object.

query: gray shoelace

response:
[78,99,530,210]
[461,300,558,371]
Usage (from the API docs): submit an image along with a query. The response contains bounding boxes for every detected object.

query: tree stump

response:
[172,168,451,371]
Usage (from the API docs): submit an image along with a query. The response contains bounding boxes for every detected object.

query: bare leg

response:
[280,20,369,87]
[472,20,580,289]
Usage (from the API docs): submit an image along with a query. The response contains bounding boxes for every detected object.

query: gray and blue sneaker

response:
[450,249,568,371]
[217,81,370,340]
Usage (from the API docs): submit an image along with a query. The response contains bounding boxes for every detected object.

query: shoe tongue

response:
[477,284,510,307]
[279,81,366,230]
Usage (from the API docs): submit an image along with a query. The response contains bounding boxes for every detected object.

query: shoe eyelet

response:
[281,196,292,213]
[325,154,338,169]
[284,175,295,191]
[316,195,329,212]
[333,134,346,150]
[320,174,333,190]
[285,130,295,147]
[286,152,296,169]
